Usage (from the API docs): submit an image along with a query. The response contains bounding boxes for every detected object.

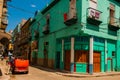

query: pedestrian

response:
[5,51,13,75]
[8,51,12,61]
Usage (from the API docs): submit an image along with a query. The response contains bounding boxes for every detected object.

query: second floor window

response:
[109,4,115,25]
[68,0,76,19]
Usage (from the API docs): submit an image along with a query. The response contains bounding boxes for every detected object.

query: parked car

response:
[11,57,29,74]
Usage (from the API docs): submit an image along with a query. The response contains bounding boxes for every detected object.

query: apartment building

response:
[29,0,119,74]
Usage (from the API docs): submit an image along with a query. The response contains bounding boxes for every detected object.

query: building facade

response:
[12,19,27,56]
[0,0,11,56]
[0,0,9,31]
[19,18,32,61]
[28,0,120,74]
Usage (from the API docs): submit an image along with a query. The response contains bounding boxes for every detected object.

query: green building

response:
[30,0,120,74]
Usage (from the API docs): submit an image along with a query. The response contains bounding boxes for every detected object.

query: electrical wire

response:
[8,4,34,15]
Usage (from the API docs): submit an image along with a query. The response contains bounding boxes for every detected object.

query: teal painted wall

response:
[107,40,116,72]
[75,63,87,73]
[29,0,120,72]
[116,40,120,71]
[81,0,119,40]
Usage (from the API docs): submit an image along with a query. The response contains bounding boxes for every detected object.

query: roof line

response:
[41,0,60,14]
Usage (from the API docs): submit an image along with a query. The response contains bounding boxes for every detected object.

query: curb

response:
[56,72,120,78]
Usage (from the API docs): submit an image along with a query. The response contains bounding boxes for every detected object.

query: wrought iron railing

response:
[87,7,102,21]
[108,17,120,28]
[43,25,49,34]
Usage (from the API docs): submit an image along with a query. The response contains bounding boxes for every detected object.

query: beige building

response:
[0,0,11,56]
[0,0,8,31]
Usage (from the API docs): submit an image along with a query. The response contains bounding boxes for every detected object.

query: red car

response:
[11,58,29,74]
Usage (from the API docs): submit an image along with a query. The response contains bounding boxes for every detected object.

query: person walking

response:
[5,51,13,75]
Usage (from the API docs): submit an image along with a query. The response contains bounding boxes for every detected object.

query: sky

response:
[6,0,50,32]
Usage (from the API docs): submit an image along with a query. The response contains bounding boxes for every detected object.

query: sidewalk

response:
[0,59,10,80]
[56,71,120,78]
[31,65,120,78]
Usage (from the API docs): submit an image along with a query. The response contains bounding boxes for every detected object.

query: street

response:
[0,60,120,80]
[10,66,120,80]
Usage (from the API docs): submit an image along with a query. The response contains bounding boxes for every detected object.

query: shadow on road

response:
[30,65,69,74]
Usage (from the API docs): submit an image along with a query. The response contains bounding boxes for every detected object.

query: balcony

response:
[115,0,120,2]
[64,13,77,26]
[87,7,102,26]
[108,17,120,31]
[28,32,32,40]
[42,25,49,34]
[3,2,7,8]
[1,18,8,25]
[0,24,6,30]
[34,31,39,38]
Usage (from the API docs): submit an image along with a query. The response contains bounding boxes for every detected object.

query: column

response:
[105,39,107,72]
[61,39,64,70]
[89,36,93,74]
[70,37,75,73]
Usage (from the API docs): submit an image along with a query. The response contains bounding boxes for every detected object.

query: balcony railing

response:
[42,25,49,34]
[64,13,77,26]
[34,31,39,38]
[87,7,102,26]
[1,18,8,25]
[108,17,120,30]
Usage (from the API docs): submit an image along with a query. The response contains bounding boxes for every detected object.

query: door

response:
[56,52,60,69]
[33,51,38,65]
[93,52,101,72]
[43,42,49,67]
[107,59,112,72]
[44,49,48,67]
[64,50,71,71]
[28,47,31,63]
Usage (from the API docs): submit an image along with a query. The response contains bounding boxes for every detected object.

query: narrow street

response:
[9,66,120,80]
[1,60,120,80]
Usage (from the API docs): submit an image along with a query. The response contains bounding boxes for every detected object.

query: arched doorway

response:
[0,31,11,57]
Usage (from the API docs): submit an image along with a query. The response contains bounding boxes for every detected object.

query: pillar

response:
[70,37,75,73]
[89,36,93,74]
[105,39,107,72]
[60,39,64,70]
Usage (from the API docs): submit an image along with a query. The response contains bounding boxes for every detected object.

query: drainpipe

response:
[89,36,93,74]
[70,37,75,73]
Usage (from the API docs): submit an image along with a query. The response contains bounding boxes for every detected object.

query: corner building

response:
[30,0,120,74]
